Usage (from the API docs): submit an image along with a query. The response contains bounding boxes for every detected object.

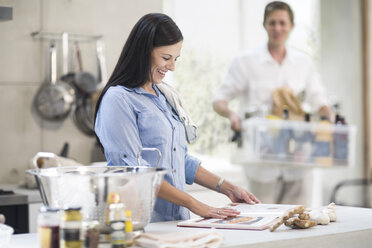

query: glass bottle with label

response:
[301,113,313,163]
[38,206,60,248]
[124,210,133,247]
[109,203,126,248]
[313,116,333,165]
[60,206,83,248]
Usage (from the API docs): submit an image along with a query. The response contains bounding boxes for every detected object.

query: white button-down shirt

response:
[214,45,328,182]
[214,45,328,116]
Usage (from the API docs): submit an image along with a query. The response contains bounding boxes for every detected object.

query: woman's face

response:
[150,41,183,84]
[264,10,293,47]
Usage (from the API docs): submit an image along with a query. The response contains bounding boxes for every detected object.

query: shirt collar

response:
[122,84,161,96]
[258,44,295,65]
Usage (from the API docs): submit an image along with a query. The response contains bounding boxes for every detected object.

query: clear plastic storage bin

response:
[232,118,357,168]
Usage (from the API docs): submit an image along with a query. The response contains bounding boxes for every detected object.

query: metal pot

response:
[27,148,167,231]
[34,41,75,121]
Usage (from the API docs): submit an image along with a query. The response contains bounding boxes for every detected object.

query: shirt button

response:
[123,154,127,158]
[173,148,176,151]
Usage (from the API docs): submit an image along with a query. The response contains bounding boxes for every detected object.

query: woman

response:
[213,1,332,205]
[94,13,259,222]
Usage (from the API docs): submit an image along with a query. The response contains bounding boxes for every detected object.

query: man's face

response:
[264,10,293,47]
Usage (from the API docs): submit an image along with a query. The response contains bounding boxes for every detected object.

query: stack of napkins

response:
[134,230,224,248]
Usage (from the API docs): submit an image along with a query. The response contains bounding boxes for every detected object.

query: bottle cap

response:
[63,206,82,211]
[39,206,60,213]
[282,107,289,120]
[107,192,121,204]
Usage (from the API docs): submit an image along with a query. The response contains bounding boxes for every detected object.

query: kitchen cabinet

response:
[0,185,42,233]
[28,203,43,233]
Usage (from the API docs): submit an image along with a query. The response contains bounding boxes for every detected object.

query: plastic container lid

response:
[0,223,14,247]
[39,206,60,213]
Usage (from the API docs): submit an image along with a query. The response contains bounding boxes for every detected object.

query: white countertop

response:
[8,206,372,248]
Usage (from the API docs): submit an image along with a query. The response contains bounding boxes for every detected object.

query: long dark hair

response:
[94,13,183,152]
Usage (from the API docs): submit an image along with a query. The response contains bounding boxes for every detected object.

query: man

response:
[213,1,332,205]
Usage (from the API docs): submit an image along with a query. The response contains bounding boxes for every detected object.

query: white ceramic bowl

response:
[0,223,14,247]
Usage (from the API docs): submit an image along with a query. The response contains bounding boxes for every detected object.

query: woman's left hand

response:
[224,184,260,204]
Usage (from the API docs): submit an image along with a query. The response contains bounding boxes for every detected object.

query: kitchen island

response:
[9,206,372,248]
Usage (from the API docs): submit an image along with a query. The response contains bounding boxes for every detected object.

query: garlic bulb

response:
[309,210,330,225]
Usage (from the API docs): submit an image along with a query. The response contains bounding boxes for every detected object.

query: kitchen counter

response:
[9,206,372,248]
[0,184,43,233]
[0,184,42,204]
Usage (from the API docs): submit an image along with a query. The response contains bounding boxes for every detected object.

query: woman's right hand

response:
[229,112,242,131]
[187,199,240,219]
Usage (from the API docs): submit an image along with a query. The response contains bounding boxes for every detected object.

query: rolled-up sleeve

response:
[213,56,248,103]
[184,148,201,185]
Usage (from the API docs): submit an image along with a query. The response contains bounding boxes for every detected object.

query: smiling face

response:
[264,10,293,48]
[149,41,183,85]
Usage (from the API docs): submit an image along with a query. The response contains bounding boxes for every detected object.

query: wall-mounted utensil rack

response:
[31,31,103,43]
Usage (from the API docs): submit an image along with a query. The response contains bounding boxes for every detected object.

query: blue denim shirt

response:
[95,85,200,222]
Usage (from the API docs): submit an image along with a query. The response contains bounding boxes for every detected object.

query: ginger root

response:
[270,203,337,232]
[270,205,306,231]
[293,218,317,229]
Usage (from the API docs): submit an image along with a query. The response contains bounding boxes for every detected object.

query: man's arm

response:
[213,100,242,131]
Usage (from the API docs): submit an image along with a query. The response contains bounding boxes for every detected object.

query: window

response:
[163,0,320,157]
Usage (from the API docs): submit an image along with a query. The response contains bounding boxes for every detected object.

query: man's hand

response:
[229,112,242,131]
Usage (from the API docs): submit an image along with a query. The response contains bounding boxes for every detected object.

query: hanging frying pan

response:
[72,40,107,136]
[74,42,99,95]
[72,96,95,136]
[34,41,75,121]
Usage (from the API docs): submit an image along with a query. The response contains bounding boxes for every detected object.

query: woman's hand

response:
[222,183,260,204]
[187,199,240,219]
[158,180,240,219]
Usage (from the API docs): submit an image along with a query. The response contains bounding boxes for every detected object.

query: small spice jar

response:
[38,206,60,248]
[82,221,100,248]
[60,206,83,248]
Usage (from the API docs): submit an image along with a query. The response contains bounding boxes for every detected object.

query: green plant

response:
[170,47,233,156]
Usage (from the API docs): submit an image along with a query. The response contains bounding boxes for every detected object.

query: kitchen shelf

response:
[31,31,102,43]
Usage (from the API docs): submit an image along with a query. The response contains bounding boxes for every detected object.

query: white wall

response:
[0,0,163,184]
[319,0,364,205]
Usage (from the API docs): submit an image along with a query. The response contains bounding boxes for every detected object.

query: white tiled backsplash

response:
[0,0,163,184]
